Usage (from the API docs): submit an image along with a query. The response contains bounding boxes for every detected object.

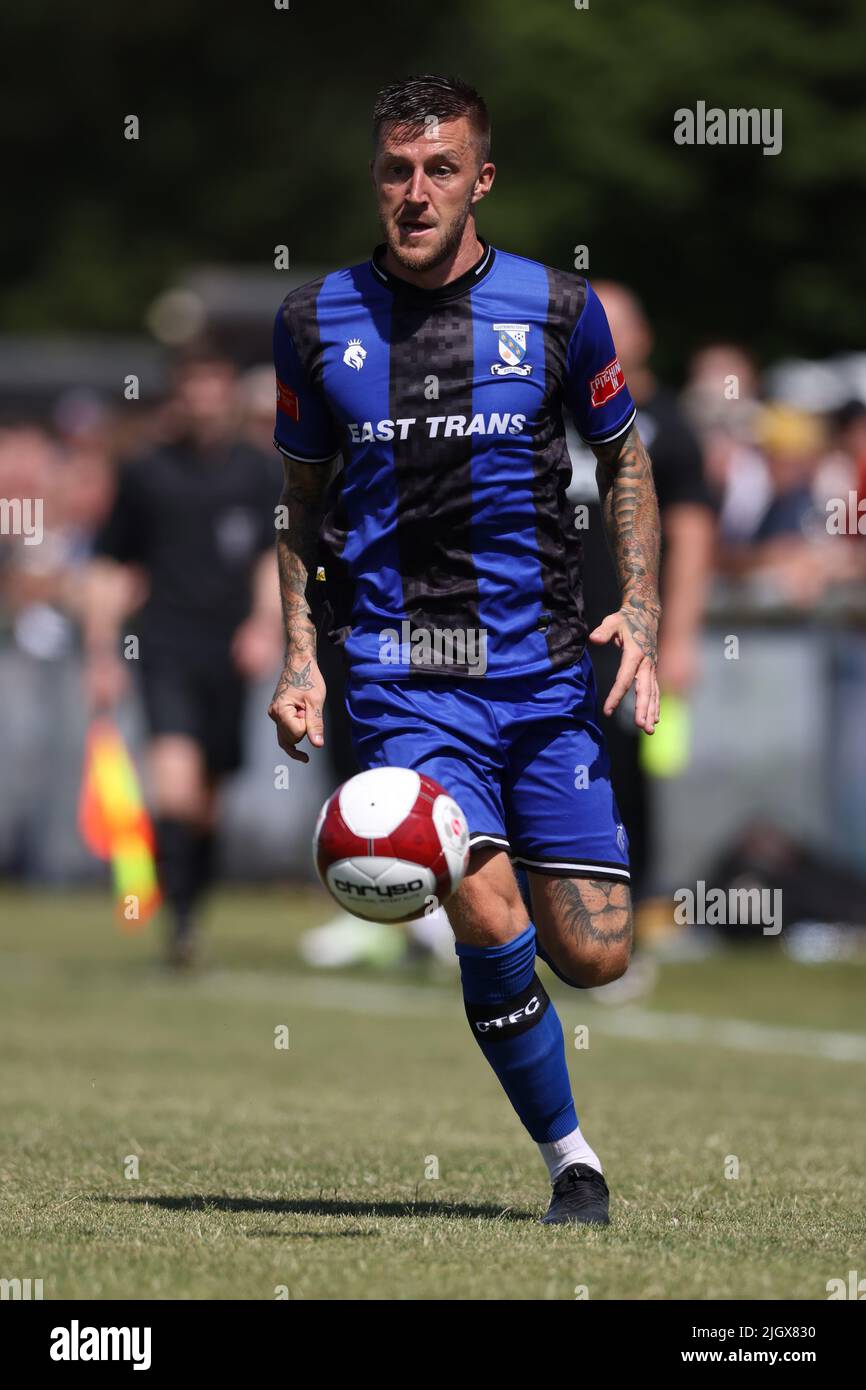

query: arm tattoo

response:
[272,659,314,696]
[592,424,662,663]
[547,878,633,950]
[275,458,334,679]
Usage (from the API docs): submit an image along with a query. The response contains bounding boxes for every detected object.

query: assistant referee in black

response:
[82,345,283,965]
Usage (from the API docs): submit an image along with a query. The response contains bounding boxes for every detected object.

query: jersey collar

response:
[370,237,495,303]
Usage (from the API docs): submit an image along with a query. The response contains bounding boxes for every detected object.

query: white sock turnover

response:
[538,1125,603,1182]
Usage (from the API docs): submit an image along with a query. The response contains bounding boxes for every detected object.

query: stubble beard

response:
[381,189,476,274]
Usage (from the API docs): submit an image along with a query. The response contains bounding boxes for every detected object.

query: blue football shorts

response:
[344,652,630,883]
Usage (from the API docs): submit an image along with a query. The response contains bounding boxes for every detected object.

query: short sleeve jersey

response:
[273,241,636,679]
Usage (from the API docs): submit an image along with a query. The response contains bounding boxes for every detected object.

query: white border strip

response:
[580,406,637,448]
[512,854,630,879]
[274,439,339,464]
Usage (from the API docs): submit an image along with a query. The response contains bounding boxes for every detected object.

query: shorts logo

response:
[491,323,533,377]
[589,356,626,407]
[276,378,300,420]
[616,823,627,855]
[343,338,367,371]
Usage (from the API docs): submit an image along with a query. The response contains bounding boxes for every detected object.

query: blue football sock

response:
[456,923,578,1143]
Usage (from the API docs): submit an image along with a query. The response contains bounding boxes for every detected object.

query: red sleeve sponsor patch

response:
[589,357,625,408]
[276,378,300,421]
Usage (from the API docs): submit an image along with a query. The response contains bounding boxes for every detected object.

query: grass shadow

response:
[104,1192,534,1222]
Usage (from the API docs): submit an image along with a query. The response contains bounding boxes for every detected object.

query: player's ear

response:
[471,161,495,205]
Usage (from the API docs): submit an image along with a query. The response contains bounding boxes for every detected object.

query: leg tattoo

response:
[547,877,633,954]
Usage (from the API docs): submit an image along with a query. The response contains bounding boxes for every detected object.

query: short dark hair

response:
[372,74,491,162]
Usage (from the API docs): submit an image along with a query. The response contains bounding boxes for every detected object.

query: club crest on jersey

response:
[589,356,626,407]
[343,338,367,371]
[491,323,533,377]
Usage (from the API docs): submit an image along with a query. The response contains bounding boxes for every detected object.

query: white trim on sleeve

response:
[273,438,340,465]
[579,406,637,448]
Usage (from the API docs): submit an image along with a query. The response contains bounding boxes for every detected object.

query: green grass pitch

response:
[1,886,864,1300]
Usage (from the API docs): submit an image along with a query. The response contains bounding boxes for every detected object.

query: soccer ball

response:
[313,767,470,922]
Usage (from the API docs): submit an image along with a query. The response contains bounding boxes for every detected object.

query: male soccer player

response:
[269,76,661,1225]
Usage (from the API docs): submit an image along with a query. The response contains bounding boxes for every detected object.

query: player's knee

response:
[585,937,631,986]
[450,881,527,946]
[448,849,529,947]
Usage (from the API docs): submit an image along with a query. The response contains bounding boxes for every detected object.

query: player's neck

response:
[382,224,484,292]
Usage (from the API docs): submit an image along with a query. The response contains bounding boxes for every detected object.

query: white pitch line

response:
[584,1006,866,1064]
[192,970,866,1064]
[199,969,450,1018]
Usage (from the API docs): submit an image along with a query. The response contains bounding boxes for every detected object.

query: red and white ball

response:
[313,767,470,922]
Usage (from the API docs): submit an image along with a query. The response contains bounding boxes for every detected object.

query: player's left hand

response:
[588,604,660,734]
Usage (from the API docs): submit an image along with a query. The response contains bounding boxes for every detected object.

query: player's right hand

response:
[268,660,326,763]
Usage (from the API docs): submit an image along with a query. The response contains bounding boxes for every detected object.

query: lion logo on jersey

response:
[343,338,367,371]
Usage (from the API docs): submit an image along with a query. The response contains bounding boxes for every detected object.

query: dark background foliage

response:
[4,0,864,374]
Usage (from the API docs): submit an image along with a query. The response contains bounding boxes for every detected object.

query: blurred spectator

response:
[0,419,115,657]
[832,399,866,517]
[574,281,716,898]
[684,343,761,433]
[683,342,770,543]
[716,404,865,606]
[752,405,825,541]
[237,364,280,454]
[0,417,120,879]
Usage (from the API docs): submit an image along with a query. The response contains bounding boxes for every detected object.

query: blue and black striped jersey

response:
[273,240,635,680]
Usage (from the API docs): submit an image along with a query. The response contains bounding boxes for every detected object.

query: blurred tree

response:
[3,0,864,373]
